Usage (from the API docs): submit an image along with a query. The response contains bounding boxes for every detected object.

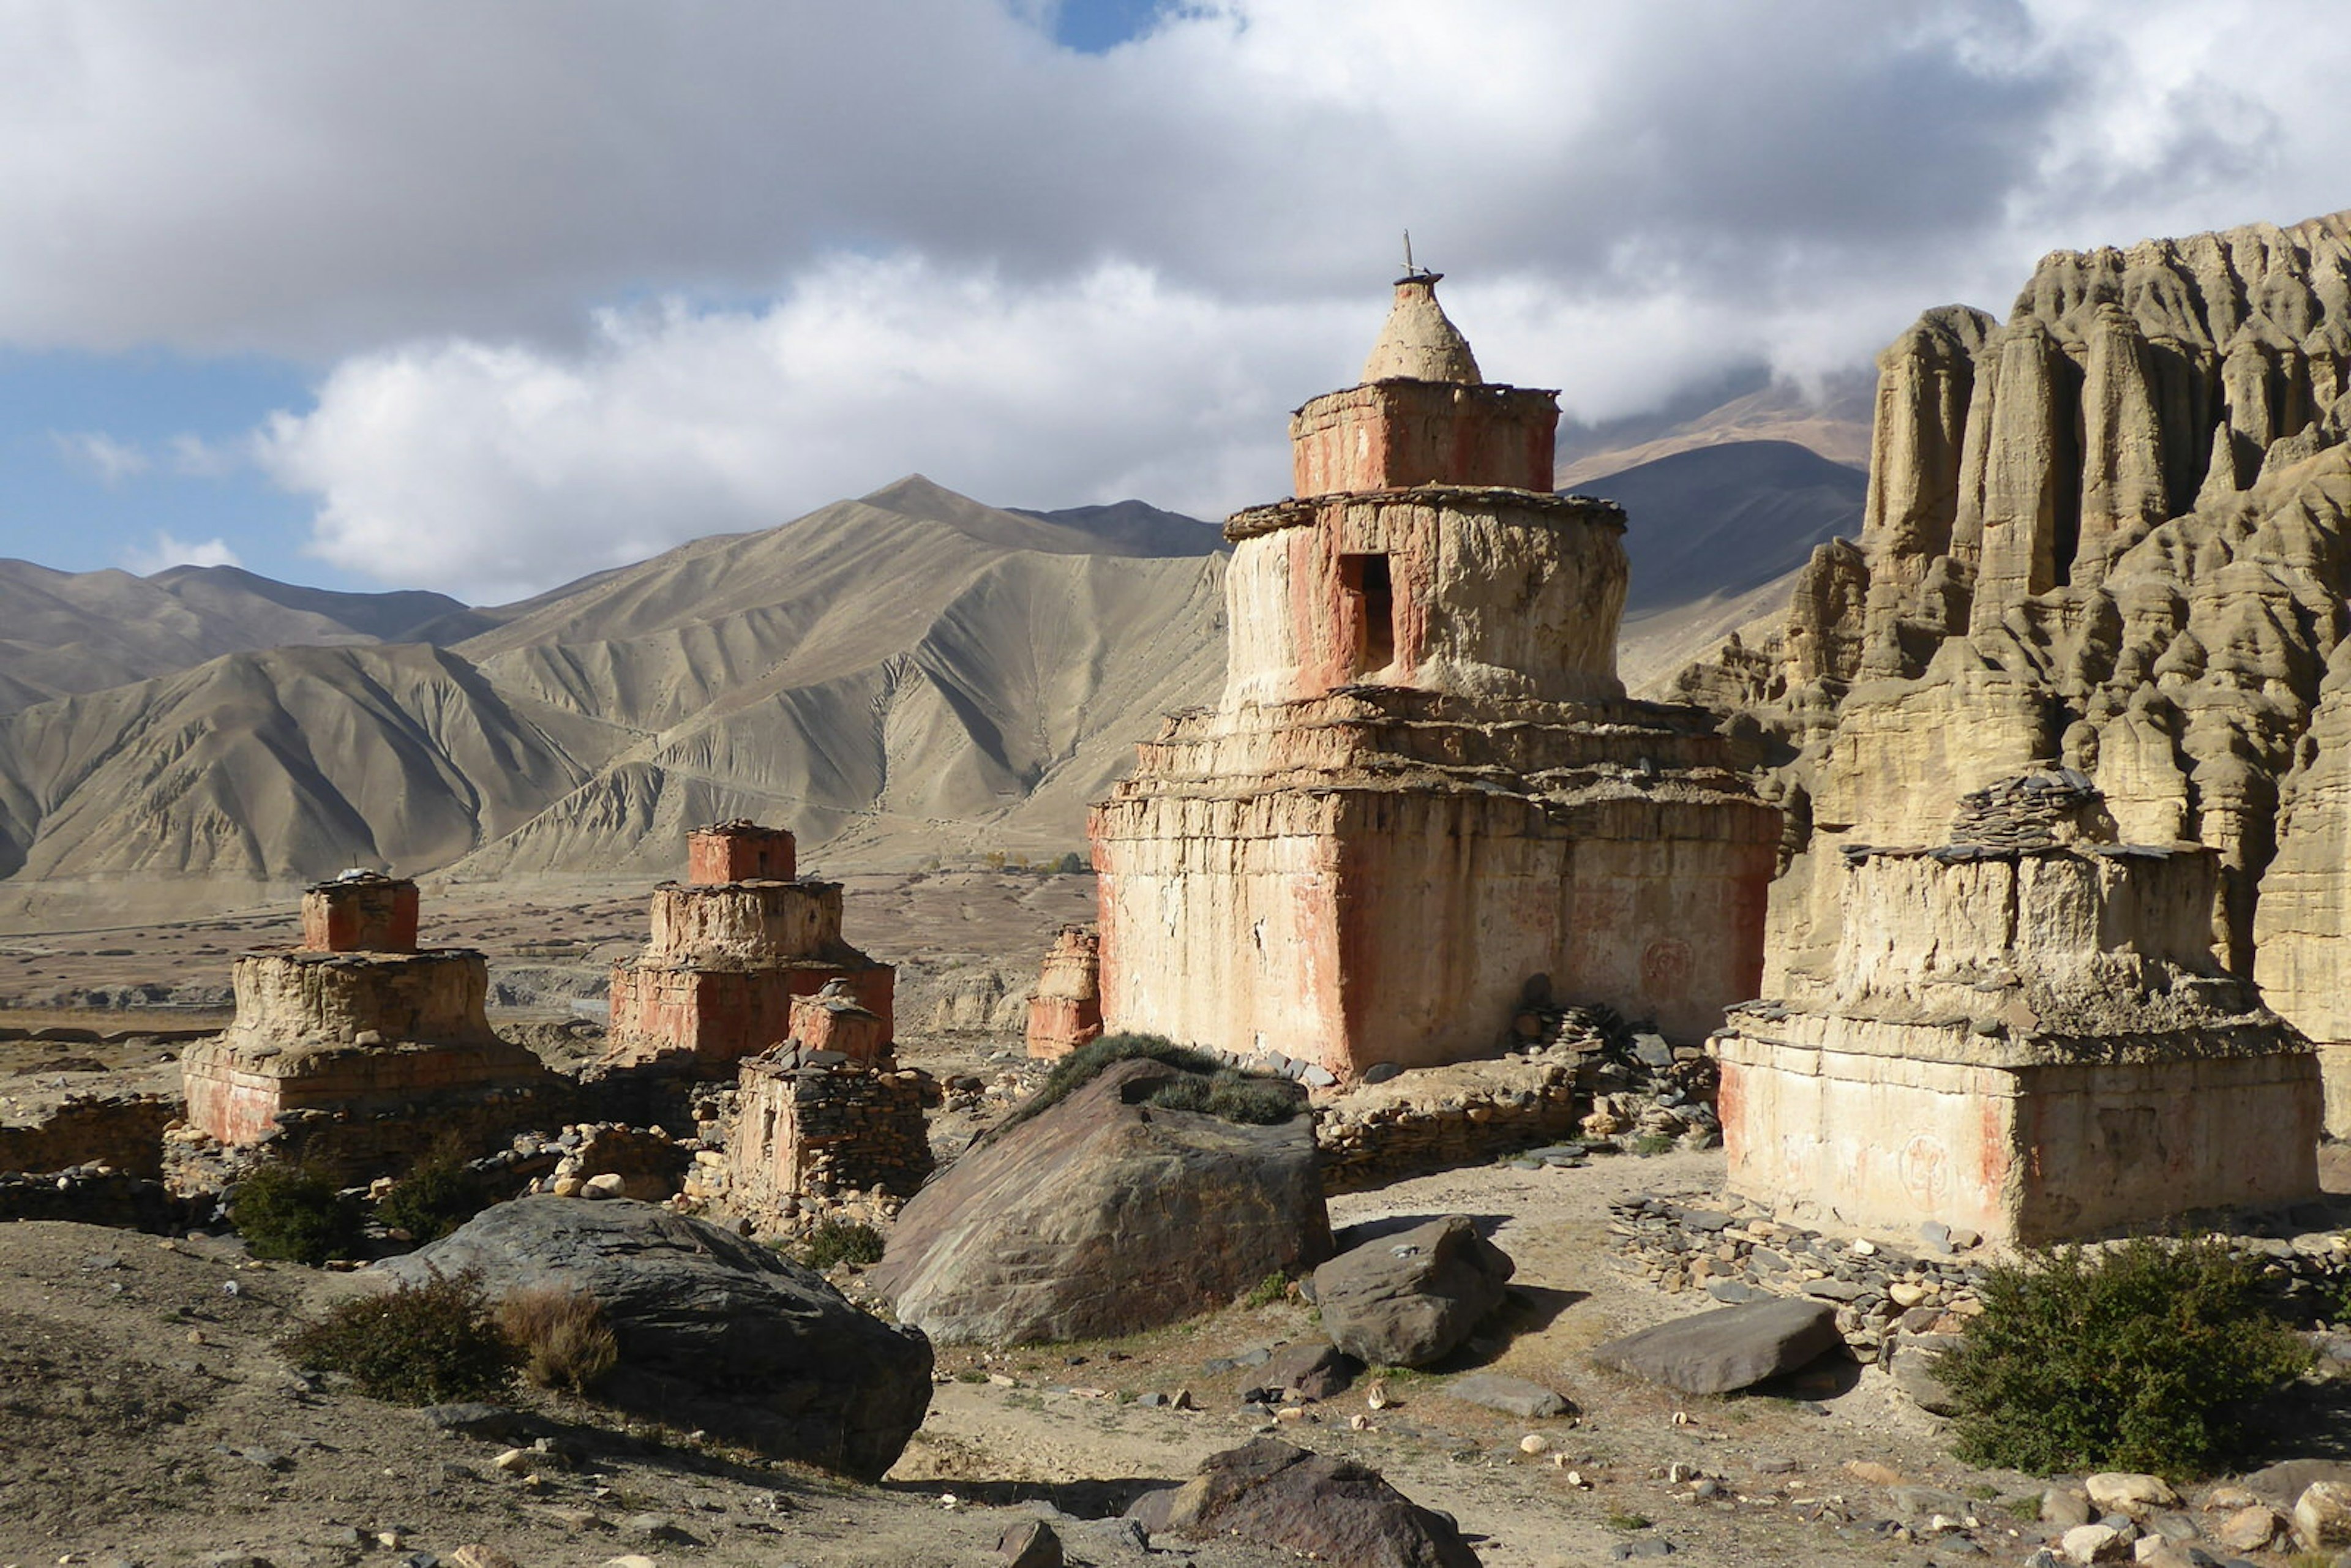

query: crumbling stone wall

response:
[0,1093,176,1179]
[724,1048,937,1232]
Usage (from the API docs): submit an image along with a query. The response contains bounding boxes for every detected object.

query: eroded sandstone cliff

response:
[1672,213,2351,1048]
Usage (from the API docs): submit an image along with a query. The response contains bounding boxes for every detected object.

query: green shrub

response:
[996,1033,1301,1139]
[497,1286,619,1394]
[1052,851,1087,874]
[1630,1133,1676,1157]
[377,1138,490,1244]
[1941,1236,2312,1477]
[280,1269,520,1403]
[231,1162,367,1264]
[797,1218,887,1270]
[1138,1071,1302,1125]
[1243,1271,1291,1308]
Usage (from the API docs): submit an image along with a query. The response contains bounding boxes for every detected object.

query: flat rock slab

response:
[1313,1215,1513,1368]
[1447,1371,1570,1419]
[1588,1297,1842,1395]
[1128,1437,1480,1568]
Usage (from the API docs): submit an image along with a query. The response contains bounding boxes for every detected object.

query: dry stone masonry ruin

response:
[1714,771,2320,1244]
[604,821,895,1075]
[178,872,550,1166]
[722,988,938,1234]
[1673,211,2351,1133]
[1092,273,1780,1079]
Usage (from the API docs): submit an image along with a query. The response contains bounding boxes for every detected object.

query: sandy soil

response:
[0,1144,2074,1568]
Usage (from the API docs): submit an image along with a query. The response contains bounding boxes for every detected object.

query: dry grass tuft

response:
[496,1286,620,1394]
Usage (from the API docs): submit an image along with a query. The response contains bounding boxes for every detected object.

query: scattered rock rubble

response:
[1315,1006,1718,1191]
[1608,1189,2351,1376]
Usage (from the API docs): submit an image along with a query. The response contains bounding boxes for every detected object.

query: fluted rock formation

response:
[1673,213,2351,1057]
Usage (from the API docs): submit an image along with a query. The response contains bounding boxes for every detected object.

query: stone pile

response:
[1314,1007,1716,1191]
[1607,1193,1989,1365]
[520,1122,692,1202]
[1610,1190,2351,1366]
[721,1049,937,1233]
[0,1164,198,1229]
[0,1091,176,1178]
[1935,768,2103,850]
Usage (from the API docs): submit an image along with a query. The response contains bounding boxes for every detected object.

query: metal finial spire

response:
[1398,230,1436,284]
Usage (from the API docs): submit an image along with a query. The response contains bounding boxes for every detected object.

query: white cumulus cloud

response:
[8,1,2349,596]
[52,430,149,485]
[120,531,242,574]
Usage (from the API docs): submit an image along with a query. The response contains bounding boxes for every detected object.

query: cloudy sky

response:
[1,0,2344,602]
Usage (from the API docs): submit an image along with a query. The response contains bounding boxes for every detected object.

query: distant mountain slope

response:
[0,643,631,887]
[1577,441,1866,615]
[1554,366,1873,487]
[448,478,1228,876]
[1567,440,1865,694]
[1011,498,1226,557]
[0,558,477,713]
[0,478,1229,924]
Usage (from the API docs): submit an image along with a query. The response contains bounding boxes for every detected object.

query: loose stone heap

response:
[602,822,894,1076]
[1668,211,2351,1123]
[178,873,552,1171]
[1092,272,1780,1079]
[1714,776,2320,1244]
[1023,924,1103,1060]
[1313,1003,1717,1191]
[1610,1190,2351,1371]
[721,983,938,1233]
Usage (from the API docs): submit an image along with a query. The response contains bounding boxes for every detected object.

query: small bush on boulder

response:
[1941,1236,2311,1477]
[378,1138,490,1244]
[281,1269,520,1403]
[497,1285,618,1394]
[231,1161,367,1265]
[999,1032,1301,1139]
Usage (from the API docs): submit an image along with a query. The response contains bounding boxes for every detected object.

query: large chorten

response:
[1089,274,1781,1079]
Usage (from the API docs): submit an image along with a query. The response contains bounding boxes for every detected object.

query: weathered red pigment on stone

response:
[688,820,798,885]
[182,886,550,1154]
[603,829,894,1074]
[790,985,890,1065]
[299,874,419,953]
[1024,925,1103,1060]
[1291,380,1559,497]
[1090,273,1779,1080]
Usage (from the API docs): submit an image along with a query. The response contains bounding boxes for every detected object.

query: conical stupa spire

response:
[1360,272,1481,385]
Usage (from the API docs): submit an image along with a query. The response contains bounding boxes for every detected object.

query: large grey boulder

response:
[377,1197,929,1479]
[1313,1216,1513,1368]
[870,1056,1329,1344]
[1128,1438,1480,1567]
[1588,1296,1841,1395]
